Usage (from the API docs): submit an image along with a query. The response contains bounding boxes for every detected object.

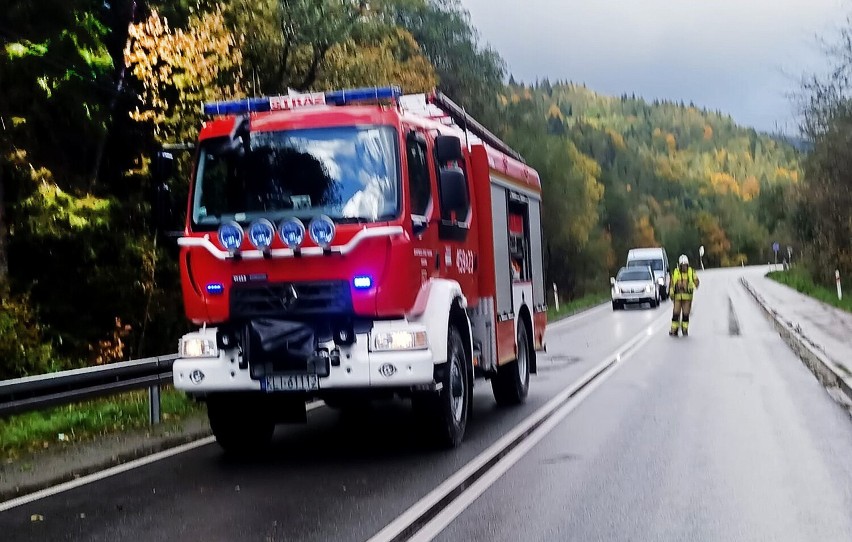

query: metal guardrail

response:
[0,354,178,424]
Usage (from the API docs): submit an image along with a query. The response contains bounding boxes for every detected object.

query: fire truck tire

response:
[412,325,470,448]
[491,320,531,406]
[207,395,275,456]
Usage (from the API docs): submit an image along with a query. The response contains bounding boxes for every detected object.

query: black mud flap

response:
[246,319,330,378]
[249,319,315,359]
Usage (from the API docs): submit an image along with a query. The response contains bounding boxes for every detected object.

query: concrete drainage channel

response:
[740,278,852,407]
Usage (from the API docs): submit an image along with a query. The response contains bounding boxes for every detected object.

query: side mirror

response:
[610,277,616,286]
[439,167,469,222]
[435,135,464,164]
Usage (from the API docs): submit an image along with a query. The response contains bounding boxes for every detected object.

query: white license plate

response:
[263,374,320,392]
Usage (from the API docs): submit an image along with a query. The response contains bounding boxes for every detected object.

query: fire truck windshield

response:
[191,125,399,228]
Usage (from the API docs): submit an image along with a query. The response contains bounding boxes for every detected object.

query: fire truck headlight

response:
[279,218,306,249]
[248,219,275,250]
[372,330,428,352]
[180,337,219,358]
[309,215,336,248]
[218,222,244,252]
[353,275,373,290]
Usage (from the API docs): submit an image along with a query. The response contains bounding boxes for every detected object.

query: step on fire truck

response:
[161,86,547,454]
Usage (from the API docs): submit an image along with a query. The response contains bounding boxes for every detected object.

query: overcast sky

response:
[461,0,850,133]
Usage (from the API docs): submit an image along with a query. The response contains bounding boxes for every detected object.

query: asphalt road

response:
[3,267,852,541]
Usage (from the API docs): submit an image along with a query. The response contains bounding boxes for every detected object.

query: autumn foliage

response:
[0,0,807,378]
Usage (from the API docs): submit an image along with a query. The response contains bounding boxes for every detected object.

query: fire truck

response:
[162,86,547,453]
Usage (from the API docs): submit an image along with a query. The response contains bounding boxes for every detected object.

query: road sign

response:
[772,242,780,253]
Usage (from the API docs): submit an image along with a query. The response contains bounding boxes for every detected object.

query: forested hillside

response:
[493,82,802,294]
[0,0,803,378]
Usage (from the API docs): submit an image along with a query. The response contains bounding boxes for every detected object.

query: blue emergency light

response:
[202,86,402,116]
[206,283,224,295]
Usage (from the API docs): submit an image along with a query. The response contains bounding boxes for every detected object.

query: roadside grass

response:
[547,291,610,321]
[768,268,852,314]
[0,388,201,461]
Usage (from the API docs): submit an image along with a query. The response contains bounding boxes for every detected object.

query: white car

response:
[626,247,670,301]
[611,266,660,310]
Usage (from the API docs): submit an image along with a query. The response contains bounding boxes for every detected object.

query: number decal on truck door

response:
[456,249,475,274]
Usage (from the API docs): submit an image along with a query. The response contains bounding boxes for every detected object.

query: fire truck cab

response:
[169,86,546,453]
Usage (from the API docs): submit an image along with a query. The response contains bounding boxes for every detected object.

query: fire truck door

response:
[433,136,476,294]
[406,132,437,286]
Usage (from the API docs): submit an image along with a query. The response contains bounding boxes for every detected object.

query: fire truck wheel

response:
[412,325,470,449]
[492,320,531,406]
[207,395,275,456]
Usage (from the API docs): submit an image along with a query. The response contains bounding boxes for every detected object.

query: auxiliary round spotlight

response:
[278,218,306,249]
[247,219,275,250]
[217,221,244,252]
[309,215,336,248]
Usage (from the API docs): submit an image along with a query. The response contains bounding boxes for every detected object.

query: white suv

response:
[611,266,660,310]
[626,247,670,301]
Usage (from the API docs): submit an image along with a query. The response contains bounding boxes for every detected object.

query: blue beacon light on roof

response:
[202,86,402,116]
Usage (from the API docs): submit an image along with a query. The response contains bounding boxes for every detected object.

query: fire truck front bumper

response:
[173,322,437,393]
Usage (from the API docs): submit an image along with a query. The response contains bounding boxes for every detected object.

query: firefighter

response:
[669,254,699,336]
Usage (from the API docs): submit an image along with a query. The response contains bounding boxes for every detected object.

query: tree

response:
[795,22,852,283]
[125,6,244,145]
[378,0,505,121]
[317,28,437,92]
[225,0,365,94]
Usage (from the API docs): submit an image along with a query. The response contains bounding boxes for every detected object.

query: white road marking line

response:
[410,330,651,542]
[0,400,326,512]
[0,437,215,512]
[366,313,668,542]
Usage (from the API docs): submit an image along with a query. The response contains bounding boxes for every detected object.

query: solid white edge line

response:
[0,437,215,513]
[0,400,326,512]
[409,324,660,542]
[366,312,669,542]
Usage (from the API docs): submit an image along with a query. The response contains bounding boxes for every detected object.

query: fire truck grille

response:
[230,280,353,319]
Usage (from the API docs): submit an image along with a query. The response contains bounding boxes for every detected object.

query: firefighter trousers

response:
[671,298,692,334]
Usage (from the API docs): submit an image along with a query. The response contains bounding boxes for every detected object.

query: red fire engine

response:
[166,86,547,453]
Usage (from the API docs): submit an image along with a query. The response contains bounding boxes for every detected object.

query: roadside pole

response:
[837,270,843,301]
[553,283,559,312]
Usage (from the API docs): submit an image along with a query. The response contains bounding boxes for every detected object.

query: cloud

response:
[462,0,848,132]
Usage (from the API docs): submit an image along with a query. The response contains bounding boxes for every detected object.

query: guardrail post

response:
[148,384,161,424]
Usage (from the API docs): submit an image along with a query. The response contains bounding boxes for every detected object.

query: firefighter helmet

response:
[678,254,689,266]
